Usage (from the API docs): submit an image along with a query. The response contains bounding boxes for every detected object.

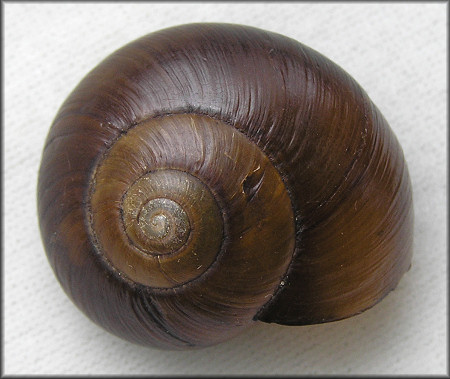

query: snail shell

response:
[37,23,413,349]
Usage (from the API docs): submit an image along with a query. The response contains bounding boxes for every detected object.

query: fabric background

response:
[4,2,447,375]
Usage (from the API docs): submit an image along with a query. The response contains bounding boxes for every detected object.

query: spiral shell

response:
[37,23,413,349]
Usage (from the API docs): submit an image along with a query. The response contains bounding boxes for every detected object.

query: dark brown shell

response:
[37,23,413,349]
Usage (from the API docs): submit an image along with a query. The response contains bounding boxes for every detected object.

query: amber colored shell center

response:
[88,114,295,290]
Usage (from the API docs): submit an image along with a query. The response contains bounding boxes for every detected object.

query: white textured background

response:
[4,2,447,375]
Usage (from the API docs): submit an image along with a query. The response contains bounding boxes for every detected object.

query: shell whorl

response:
[88,113,295,290]
[37,23,413,349]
